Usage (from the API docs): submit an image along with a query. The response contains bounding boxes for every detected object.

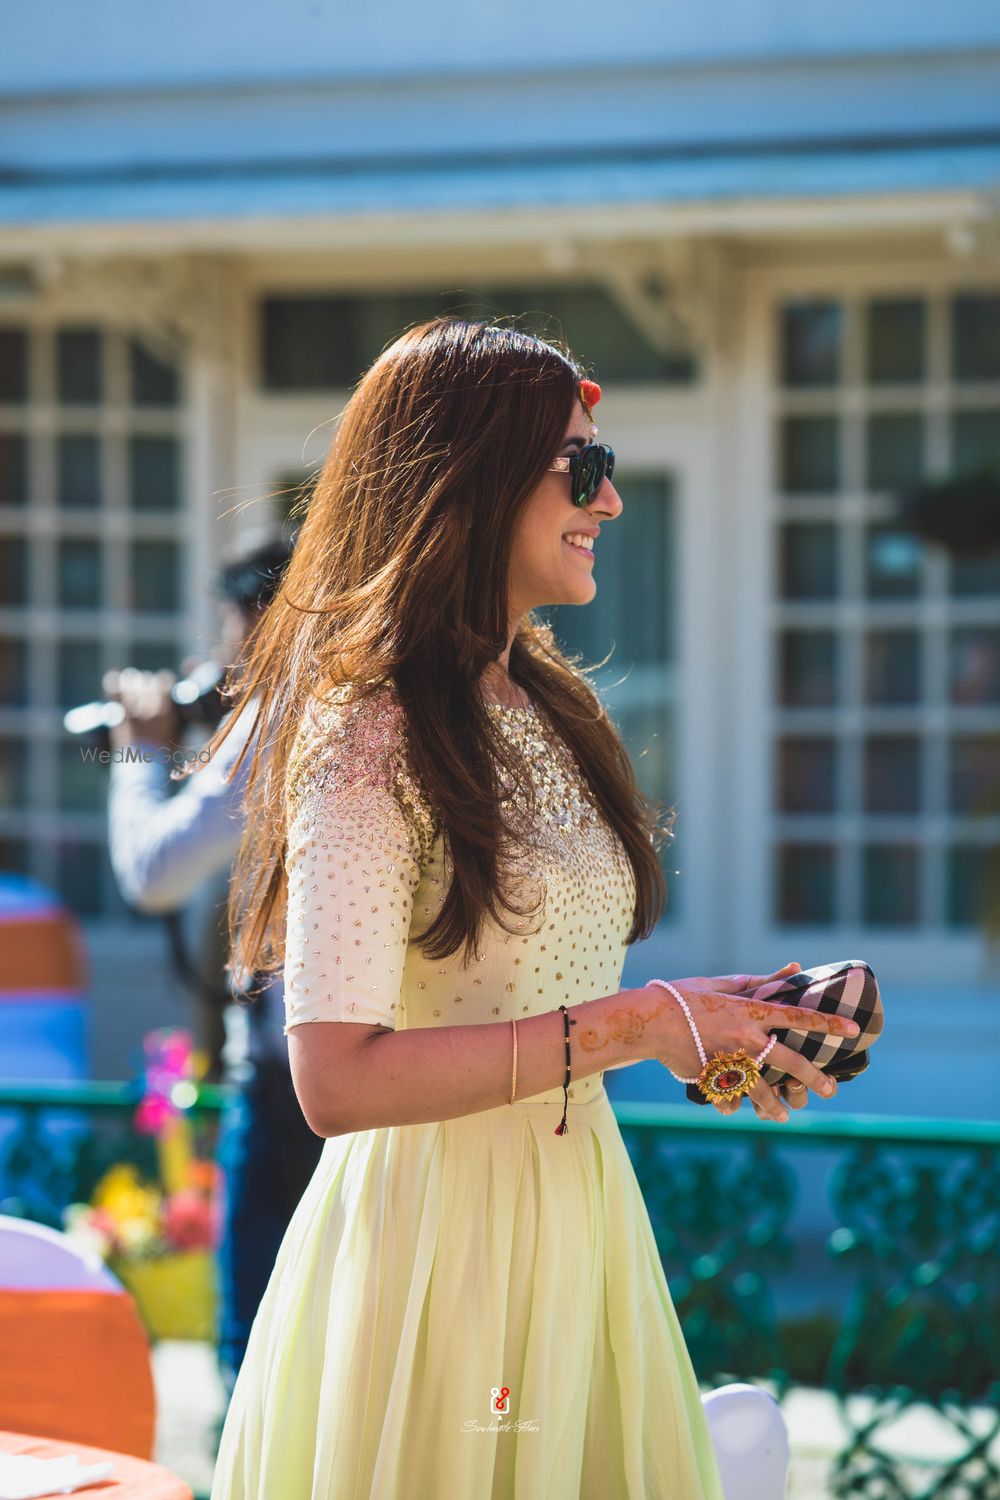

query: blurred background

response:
[0,4,998,1495]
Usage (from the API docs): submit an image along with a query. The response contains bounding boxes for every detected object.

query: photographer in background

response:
[105,536,324,1399]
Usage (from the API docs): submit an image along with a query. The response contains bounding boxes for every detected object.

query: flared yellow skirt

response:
[210,1087,725,1500]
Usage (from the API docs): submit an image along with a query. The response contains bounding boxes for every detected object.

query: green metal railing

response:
[1,1083,997,1499]
[0,1081,230,1227]
[615,1102,1000,1500]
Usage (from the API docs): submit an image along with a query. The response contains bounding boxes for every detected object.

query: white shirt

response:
[106,698,287,1065]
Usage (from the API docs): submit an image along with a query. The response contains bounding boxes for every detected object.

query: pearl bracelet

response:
[644,978,778,1091]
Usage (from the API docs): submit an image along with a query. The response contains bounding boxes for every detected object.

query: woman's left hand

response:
[777,1078,810,1111]
[713,1078,813,1118]
[754,1078,810,1117]
[708,960,831,1118]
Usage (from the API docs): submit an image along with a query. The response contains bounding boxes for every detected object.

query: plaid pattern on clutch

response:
[685,959,884,1107]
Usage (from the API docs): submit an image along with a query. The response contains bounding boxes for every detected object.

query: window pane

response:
[778,415,840,494]
[862,844,920,924]
[58,737,106,812]
[128,435,180,511]
[866,297,925,384]
[864,630,922,704]
[262,295,355,388]
[865,412,925,491]
[950,552,1000,597]
[614,701,676,808]
[58,638,103,709]
[0,433,27,504]
[779,522,838,599]
[0,537,27,605]
[56,328,103,404]
[951,409,1000,474]
[0,637,28,706]
[945,845,993,927]
[864,736,922,814]
[0,327,28,403]
[548,473,673,669]
[547,472,676,904]
[261,286,694,391]
[128,540,180,613]
[776,737,837,813]
[270,468,318,529]
[54,835,105,917]
[57,538,102,609]
[949,626,1000,706]
[129,338,180,406]
[780,301,841,387]
[951,294,1000,382]
[617,701,678,898]
[58,434,101,509]
[0,837,28,875]
[865,524,924,599]
[526,284,695,385]
[0,735,28,807]
[776,843,836,923]
[129,638,179,672]
[949,734,1000,815]
[778,630,839,707]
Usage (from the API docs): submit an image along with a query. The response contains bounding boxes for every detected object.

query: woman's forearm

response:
[319,986,665,1135]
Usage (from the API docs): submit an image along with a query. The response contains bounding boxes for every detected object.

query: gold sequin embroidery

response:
[282,688,639,1112]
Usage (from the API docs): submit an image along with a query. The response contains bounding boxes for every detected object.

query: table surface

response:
[0,1430,193,1500]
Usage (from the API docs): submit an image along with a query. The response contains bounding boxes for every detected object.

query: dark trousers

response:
[215,1054,325,1389]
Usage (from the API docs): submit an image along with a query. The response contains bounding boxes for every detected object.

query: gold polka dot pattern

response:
[283,686,637,1107]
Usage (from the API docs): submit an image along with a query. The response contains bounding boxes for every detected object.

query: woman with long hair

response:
[207,317,857,1498]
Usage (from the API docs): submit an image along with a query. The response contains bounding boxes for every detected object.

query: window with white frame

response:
[0,321,187,920]
[771,289,1000,929]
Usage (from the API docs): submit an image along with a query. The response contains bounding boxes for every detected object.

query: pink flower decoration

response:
[162,1189,214,1251]
[579,380,602,409]
[134,1093,175,1135]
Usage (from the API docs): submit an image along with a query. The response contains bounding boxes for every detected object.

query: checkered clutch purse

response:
[685,958,884,1106]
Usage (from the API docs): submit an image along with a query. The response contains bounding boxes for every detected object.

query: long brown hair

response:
[196,317,673,990]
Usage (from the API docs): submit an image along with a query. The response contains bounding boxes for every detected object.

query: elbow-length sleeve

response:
[282,686,436,1034]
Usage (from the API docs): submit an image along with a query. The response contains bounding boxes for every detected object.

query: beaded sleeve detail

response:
[281,685,437,1034]
[285,686,437,868]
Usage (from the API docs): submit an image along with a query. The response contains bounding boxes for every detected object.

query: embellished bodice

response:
[282,686,637,1105]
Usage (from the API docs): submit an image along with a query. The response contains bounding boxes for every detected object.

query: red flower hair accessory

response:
[579,379,602,409]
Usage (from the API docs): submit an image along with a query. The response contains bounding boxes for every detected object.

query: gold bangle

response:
[509,1018,518,1104]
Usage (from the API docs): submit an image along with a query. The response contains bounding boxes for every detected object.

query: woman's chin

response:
[564,577,597,606]
[522,578,597,612]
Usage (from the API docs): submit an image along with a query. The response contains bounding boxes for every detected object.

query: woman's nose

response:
[589,480,623,522]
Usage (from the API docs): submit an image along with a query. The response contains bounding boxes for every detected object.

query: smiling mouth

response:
[563,535,595,560]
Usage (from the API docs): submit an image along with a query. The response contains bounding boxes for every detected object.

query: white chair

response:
[0,1212,122,1291]
[702,1384,790,1500]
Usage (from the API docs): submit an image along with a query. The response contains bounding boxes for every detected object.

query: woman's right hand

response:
[644,962,860,1123]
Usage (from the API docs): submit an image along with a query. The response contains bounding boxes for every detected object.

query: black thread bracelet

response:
[555,1004,577,1136]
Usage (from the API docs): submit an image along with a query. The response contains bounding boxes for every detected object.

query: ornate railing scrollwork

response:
[1,1085,997,1495]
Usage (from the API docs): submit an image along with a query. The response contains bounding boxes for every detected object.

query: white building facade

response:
[1,3,998,1091]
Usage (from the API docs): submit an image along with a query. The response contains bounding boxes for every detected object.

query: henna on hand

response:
[577,1004,648,1055]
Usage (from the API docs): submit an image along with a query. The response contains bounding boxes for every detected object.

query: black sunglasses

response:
[548,443,616,507]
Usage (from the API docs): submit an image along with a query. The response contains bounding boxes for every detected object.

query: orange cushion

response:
[0,1289,156,1458]
[0,916,88,992]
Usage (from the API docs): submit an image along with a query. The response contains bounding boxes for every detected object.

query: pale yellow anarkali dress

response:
[210,684,724,1500]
